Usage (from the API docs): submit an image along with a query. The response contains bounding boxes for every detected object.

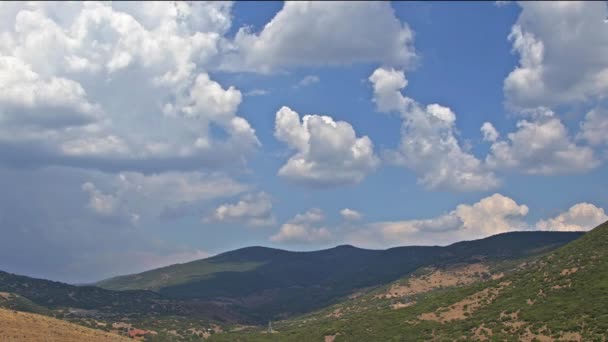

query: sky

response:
[0,1,607,283]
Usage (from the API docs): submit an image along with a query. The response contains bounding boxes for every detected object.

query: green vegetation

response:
[0,230,588,341]
[97,232,582,322]
[210,221,608,341]
[0,292,51,315]
[97,261,265,291]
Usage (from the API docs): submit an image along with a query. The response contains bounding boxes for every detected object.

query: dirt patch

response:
[473,324,493,341]
[551,282,572,290]
[379,264,491,299]
[526,298,535,305]
[391,301,415,310]
[499,310,527,332]
[326,308,343,318]
[560,268,578,276]
[418,281,510,323]
[500,310,519,320]
[520,326,554,342]
[560,332,583,341]
[0,308,130,342]
[491,273,504,280]
[324,333,339,342]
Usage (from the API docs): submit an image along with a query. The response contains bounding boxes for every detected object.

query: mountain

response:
[210,221,608,341]
[0,269,244,340]
[97,231,582,321]
[0,308,130,342]
[0,230,587,341]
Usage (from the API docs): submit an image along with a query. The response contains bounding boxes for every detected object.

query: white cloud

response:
[537,203,608,231]
[0,56,101,129]
[340,208,362,221]
[220,1,416,73]
[117,171,248,205]
[486,114,599,175]
[579,107,608,146]
[504,2,608,108]
[206,192,276,227]
[274,106,379,187]
[368,67,409,113]
[481,122,499,142]
[294,75,320,88]
[80,171,249,222]
[81,181,139,225]
[369,67,500,192]
[347,194,529,248]
[0,2,258,172]
[270,208,331,244]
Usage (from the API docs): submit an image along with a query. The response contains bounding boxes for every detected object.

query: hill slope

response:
[97,231,582,321]
[210,221,608,341]
[0,308,130,342]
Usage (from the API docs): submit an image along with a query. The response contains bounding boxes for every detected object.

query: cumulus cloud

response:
[481,122,499,142]
[81,171,249,223]
[220,1,416,72]
[347,194,530,247]
[536,203,608,232]
[486,113,599,175]
[0,56,101,129]
[579,107,608,146]
[270,208,331,244]
[504,2,608,108]
[206,192,276,227]
[0,2,258,173]
[368,67,409,113]
[274,106,379,187]
[369,67,500,191]
[340,208,362,221]
[119,171,247,204]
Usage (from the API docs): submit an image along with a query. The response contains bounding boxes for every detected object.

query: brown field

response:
[379,263,491,299]
[0,308,131,342]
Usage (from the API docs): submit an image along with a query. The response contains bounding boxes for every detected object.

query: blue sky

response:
[0,1,607,283]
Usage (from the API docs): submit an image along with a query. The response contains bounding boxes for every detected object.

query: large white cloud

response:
[270,208,331,244]
[0,2,259,173]
[206,192,276,227]
[536,203,608,232]
[369,68,500,191]
[347,193,530,247]
[0,56,101,129]
[274,106,380,187]
[504,2,608,108]
[220,1,416,73]
[486,112,599,175]
[81,171,249,222]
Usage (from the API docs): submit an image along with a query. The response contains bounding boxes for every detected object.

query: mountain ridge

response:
[210,221,608,341]
[95,231,583,322]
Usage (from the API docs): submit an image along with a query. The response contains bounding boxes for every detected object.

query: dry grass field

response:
[0,308,130,342]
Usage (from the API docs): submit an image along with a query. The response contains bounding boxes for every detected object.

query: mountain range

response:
[1,228,603,341]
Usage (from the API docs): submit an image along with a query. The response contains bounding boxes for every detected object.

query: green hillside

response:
[209,221,608,341]
[96,232,581,322]
[0,231,588,341]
